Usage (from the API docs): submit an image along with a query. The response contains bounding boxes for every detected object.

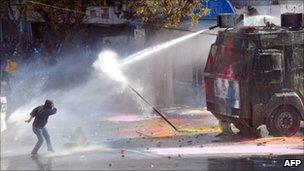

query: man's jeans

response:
[31,126,53,154]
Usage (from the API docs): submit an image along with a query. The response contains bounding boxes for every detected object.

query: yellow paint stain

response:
[133,116,221,138]
[177,127,221,135]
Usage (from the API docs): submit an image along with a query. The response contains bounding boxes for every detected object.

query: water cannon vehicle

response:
[204,13,304,137]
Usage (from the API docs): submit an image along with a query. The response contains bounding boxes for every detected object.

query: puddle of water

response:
[149,144,304,157]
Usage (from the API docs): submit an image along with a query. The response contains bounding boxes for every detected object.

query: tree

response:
[129,0,209,28]
[26,0,100,45]
[2,0,28,40]
[2,0,126,55]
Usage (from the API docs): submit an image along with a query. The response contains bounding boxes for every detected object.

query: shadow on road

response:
[31,155,53,171]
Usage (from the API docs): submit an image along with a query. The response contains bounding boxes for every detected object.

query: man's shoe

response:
[31,151,37,155]
[47,149,55,152]
[31,153,39,158]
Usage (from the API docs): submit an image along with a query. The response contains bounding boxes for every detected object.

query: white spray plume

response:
[93,50,127,83]
[93,50,153,116]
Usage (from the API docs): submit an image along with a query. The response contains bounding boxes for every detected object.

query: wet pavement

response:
[2,152,304,170]
[1,109,304,170]
[1,145,303,170]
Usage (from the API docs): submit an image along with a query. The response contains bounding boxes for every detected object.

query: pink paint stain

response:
[107,114,151,122]
[149,144,303,156]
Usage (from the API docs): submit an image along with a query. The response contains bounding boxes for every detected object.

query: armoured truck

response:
[204,13,304,137]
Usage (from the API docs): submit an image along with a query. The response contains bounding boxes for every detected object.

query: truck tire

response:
[266,106,300,137]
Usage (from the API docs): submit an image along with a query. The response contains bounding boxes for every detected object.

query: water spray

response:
[121,29,209,66]
[94,50,178,131]
[95,28,215,133]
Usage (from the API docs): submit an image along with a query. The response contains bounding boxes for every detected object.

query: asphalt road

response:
[1,109,304,170]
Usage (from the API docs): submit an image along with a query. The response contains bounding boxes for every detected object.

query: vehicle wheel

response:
[266,106,300,137]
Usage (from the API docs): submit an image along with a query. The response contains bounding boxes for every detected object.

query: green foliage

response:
[129,0,209,28]
[24,0,106,43]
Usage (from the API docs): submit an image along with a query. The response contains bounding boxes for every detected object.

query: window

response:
[90,10,97,17]
[254,52,282,72]
[100,7,109,19]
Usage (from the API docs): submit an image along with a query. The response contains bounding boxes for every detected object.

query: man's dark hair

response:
[44,100,54,110]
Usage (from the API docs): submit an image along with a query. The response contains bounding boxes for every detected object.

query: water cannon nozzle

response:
[209,25,219,30]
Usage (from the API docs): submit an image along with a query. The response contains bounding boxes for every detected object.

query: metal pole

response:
[127,84,178,131]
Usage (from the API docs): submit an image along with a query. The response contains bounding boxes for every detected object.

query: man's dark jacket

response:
[30,105,57,128]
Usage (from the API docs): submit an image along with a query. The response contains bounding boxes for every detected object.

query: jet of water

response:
[94,29,210,85]
[94,51,179,131]
[121,29,209,66]
[93,50,127,84]
[93,29,211,130]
